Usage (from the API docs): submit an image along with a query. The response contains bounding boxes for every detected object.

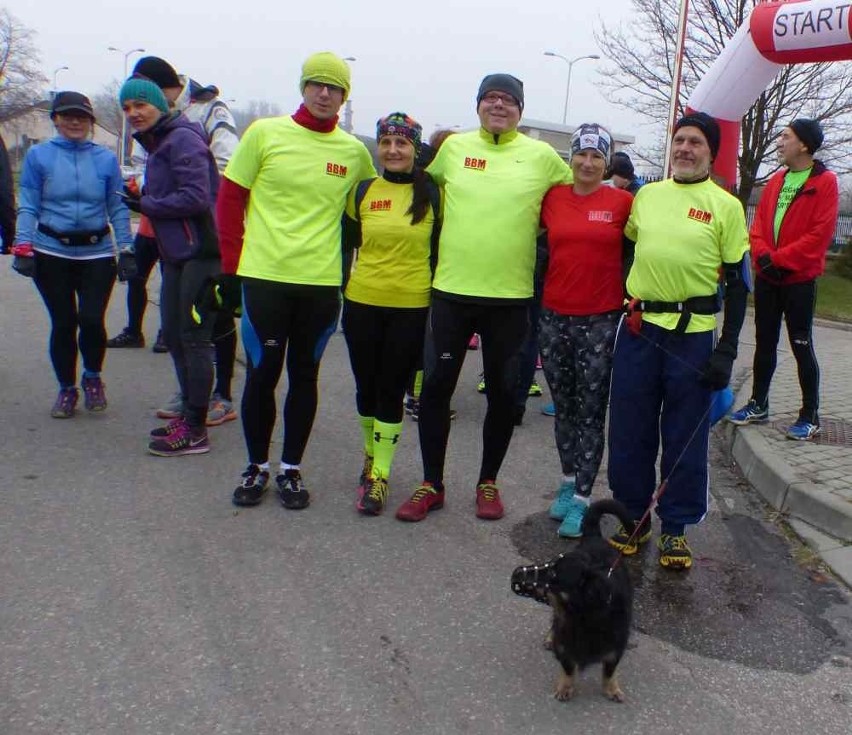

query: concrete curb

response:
[724,390,852,545]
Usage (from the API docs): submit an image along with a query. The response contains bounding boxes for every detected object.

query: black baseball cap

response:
[51,91,95,120]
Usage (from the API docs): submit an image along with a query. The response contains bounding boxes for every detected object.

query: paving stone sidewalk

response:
[727,318,852,549]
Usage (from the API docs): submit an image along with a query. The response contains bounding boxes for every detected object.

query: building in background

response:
[0,101,119,170]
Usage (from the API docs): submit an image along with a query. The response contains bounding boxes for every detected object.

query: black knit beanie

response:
[788,118,824,154]
[132,56,181,89]
[674,112,721,161]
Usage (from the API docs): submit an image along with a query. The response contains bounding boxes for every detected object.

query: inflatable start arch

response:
[686,0,852,187]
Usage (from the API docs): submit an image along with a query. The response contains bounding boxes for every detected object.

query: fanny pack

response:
[626,294,720,334]
[38,223,110,246]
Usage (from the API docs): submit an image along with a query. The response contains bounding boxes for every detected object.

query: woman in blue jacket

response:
[12,91,135,418]
[118,76,220,457]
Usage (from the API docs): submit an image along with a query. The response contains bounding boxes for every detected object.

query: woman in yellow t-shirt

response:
[342,112,440,515]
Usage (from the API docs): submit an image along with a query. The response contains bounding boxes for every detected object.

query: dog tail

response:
[580,499,635,541]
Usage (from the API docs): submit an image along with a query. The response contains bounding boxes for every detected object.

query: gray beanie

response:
[477,73,524,111]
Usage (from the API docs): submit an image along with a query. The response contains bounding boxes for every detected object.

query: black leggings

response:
[752,277,820,423]
[342,299,428,423]
[240,279,340,465]
[34,252,116,387]
[126,234,236,399]
[419,294,529,485]
[125,234,159,335]
[160,258,219,428]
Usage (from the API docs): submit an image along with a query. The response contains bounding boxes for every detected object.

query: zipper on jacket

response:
[182,219,196,245]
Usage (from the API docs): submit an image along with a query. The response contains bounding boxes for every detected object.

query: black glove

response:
[117,251,138,281]
[12,255,35,278]
[215,273,243,317]
[120,189,142,214]
[700,343,736,390]
[11,244,36,278]
[756,253,788,281]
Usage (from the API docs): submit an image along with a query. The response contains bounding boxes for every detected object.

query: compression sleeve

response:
[216,176,250,274]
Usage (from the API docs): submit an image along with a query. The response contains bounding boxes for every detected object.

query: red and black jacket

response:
[749,160,838,284]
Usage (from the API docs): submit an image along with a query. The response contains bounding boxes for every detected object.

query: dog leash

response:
[606,390,715,578]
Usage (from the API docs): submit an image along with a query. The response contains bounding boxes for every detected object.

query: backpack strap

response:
[425,177,442,276]
[354,178,377,222]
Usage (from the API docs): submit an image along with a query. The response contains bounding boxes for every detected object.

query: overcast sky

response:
[11,0,654,144]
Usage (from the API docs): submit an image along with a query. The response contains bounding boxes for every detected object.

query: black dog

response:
[511,499,635,702]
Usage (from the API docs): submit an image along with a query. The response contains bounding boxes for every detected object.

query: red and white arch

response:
[686,0,852,186]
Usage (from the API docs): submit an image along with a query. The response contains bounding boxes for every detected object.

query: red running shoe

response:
[475,481,504,520]
[396,482,445,522]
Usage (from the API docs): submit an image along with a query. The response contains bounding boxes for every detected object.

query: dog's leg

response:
[542,625,554,650]
[554,660,576,701]
[601,659,625,703]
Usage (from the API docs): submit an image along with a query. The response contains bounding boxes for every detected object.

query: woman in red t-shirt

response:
[539,123,634,538]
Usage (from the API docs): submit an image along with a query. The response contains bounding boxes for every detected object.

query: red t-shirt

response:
[541,185,633,315]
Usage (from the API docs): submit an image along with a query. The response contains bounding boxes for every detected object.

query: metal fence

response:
[639,175,850,252]
[745,205,851,252]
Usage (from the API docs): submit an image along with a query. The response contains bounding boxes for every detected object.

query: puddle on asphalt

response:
[509,510,849,674]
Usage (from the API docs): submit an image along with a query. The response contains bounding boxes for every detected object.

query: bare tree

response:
[232,100,282,136]
[91,79,122,135]
[596,0,852,204]
[0,9,48,121]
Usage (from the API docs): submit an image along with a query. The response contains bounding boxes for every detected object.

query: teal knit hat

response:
[119,76,170,114]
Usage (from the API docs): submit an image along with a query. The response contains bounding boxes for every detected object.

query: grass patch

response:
[816,260,852,322]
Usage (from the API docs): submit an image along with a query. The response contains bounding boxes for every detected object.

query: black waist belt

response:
[628,294,720,333]
[38,223,110,246]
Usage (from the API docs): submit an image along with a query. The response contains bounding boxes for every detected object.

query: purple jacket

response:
[135,112,220,263]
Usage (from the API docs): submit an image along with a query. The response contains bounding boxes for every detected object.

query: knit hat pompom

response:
[376,111,422,151]
[300,52,351,101]
[119,76,170,114]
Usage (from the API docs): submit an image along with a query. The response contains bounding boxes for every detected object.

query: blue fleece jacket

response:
[15,136,133,259]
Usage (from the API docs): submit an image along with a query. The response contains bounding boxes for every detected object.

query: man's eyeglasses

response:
[481,92,519,107]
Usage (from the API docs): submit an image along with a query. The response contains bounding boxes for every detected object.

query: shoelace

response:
[241,465,267,487]
[367,478,388,502]
[478,483,499,501]
[409,485,436,503]
[661,535,689,552]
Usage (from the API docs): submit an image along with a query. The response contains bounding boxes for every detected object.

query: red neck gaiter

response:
[291,104,338,133]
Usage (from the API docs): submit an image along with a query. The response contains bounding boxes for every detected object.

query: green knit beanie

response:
[299,52,351,101]
[119,77,170,114]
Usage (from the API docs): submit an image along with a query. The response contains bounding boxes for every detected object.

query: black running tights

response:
[752,277,820,423]
[34,252,116,387]
[418,294,529,485]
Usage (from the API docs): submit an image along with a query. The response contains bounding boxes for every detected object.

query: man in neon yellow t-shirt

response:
[215,51,376,511]
[394,73,572,524]
[607,113,751,571]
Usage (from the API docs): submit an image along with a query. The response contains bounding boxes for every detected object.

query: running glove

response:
[117,250,138,281]
[700,342,736,390]
[756,253,789,281]
[120,188,142,214]
[215,274,243,317]
[11,243,35,278]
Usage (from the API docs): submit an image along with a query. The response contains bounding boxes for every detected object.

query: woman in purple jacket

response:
[119,76,220,456]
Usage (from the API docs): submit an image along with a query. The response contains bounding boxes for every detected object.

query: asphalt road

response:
[1,265,850,735]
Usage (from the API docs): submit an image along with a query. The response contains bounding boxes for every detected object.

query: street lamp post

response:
[543,52,600,126]
[52,66,69,95]
[108,45,146,167]
[341,56,356,133]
